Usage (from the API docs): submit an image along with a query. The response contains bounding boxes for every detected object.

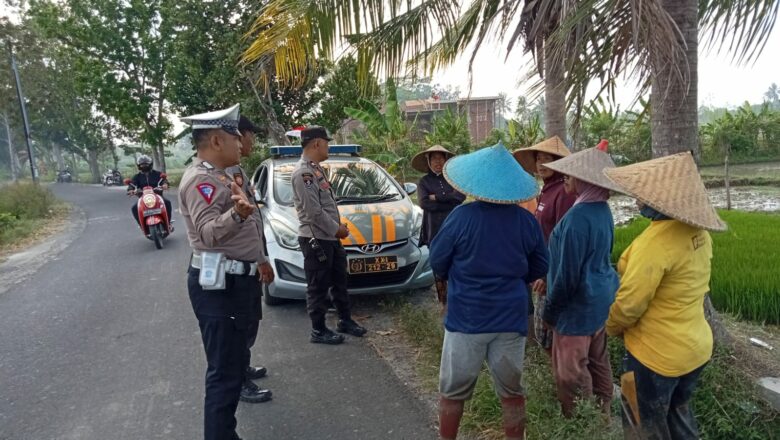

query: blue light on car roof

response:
[269,145,362,157]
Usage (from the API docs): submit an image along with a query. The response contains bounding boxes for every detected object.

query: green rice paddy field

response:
[613,211,780,324]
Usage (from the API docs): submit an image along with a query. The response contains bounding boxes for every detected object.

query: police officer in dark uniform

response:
[291,126,368,344]
[178,104,274,440]
[225,115,273,403]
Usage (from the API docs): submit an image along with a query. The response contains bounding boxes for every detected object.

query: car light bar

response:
[269,145,362,157]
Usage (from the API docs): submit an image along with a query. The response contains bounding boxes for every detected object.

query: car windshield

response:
[273,161,402,206]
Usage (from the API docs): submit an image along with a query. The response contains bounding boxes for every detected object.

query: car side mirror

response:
[403,182,417,195]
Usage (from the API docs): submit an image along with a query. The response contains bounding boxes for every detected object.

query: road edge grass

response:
[386,295,780,440]
[0,183,67,253]
[385,297,621,440]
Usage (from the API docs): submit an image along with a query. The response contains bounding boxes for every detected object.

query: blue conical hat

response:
[443,143,538,204]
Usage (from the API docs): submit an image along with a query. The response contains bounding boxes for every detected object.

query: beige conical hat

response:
[512,136,571,174]
[411,145,455,173]
[603,153,726,231]
[541,146,623,193]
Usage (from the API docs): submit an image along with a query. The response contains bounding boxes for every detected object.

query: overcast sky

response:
[431,28,780,111]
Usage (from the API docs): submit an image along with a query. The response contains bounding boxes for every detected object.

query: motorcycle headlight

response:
[143,194,156,208]
[269,218,300,250]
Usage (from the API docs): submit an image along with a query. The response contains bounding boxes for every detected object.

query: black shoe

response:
[337,319,368,337]
[246,365,267,380]
[310,328,345,345]
[239,381,272,403]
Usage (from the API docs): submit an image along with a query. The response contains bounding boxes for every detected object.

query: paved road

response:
[0,183,435,440]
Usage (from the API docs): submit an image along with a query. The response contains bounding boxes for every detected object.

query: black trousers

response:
[131,198,173,225]
[298,237,352,329]
[188,268,258,440]
[245,288,262,381]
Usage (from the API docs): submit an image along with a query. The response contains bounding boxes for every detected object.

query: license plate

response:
[348,256,398,274]
[143,208,162,217]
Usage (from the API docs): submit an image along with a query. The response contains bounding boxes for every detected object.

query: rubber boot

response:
[501,396,526,440]
[439,397,464,440]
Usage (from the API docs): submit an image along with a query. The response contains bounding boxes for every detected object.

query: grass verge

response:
[0,183,61,247]
[389,298,620,440]
[389,297,779,439]
[613,211,780,324]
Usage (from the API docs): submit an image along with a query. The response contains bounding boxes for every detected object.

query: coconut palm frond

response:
[242,0,459,88]
[418,0,524,82]
[700,0,780,64]
[547,0,688,124]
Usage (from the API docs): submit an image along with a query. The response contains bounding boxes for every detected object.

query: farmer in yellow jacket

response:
[603,153,727,440]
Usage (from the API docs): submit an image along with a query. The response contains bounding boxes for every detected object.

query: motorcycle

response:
[125,174,172,250]
[102,169,123,186]
[56,169,73,183]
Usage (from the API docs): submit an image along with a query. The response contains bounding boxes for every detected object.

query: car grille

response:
[347,262,418,289]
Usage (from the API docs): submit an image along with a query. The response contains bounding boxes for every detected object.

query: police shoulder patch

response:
[302,172,314,188]
[196,183,216,204]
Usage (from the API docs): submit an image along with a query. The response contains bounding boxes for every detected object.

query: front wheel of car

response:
[262,282,285,306]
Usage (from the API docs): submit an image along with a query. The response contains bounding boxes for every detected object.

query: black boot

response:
[245,365,267,380]
[239,380,272,403]
[337,319,367,337]
[310,327,345,345]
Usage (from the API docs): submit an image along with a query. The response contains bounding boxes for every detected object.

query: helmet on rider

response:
[136,155,153,173]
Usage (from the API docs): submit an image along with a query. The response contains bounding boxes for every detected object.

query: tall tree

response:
[553,0,779,159]
[311,56,381,134]
[30,0,174,171]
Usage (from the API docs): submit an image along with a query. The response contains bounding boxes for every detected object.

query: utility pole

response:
[1,112,18,181]
[8,42,37,183]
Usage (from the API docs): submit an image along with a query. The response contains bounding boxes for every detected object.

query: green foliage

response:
[392,294,779,440]
[576,97,651,163]
[479,115,545,149]
[394,77,460,102]
[613,211,780,324]
[608,340,780,439]
[0,183,58,245]
[700,103,780,163]
[344,78,419,180]
[311,56,381,134]
[424,109,471,154]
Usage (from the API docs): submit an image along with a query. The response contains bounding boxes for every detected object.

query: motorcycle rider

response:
[128,155,173,225]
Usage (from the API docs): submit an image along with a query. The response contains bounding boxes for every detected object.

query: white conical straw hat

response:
[603,152,727,231]
[541,143,622,193]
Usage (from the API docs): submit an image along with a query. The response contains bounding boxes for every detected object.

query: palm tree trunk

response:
[543,40,567,143]
[651,0,699,160]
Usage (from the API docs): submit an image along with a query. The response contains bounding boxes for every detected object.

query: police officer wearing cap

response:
[292,126,368,344]
[225,115,274,403]
[178,104,274,440]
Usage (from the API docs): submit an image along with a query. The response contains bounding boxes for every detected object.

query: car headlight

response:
[269,218,300,250]
[143,194,156,208]
[411,206,423,241]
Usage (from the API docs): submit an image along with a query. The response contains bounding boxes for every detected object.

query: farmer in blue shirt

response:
[541,141,621,418]
[430,144,548,440]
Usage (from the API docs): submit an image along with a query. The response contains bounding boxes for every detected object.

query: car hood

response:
[271,198,418,245]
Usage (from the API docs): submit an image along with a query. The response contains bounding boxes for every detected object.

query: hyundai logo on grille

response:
[360,244,382,254]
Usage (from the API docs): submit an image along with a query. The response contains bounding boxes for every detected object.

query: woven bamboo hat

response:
[411,145,455,173]
[443,143,538,204]
[541,141,623,193]
[604,152,727,231]
[512,136,572,174]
